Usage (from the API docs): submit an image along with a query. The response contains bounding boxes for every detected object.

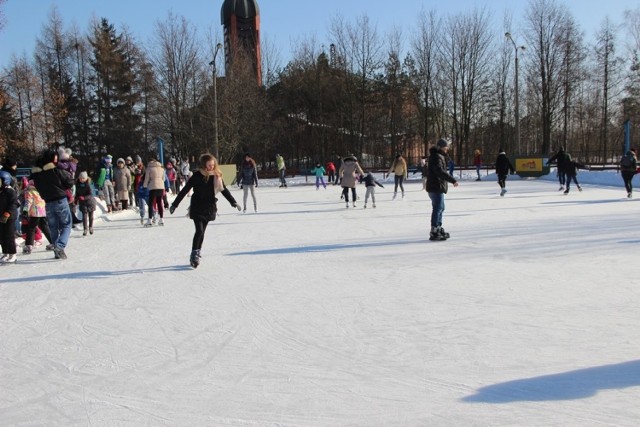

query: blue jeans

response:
[428,192,445,228]
[46,198,72,249]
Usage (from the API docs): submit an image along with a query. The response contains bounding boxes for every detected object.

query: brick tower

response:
[220,0,262,85]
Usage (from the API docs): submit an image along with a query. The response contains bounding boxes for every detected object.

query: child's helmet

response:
[0,170,12,187]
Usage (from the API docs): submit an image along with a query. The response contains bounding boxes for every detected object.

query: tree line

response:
[1,0,639,172]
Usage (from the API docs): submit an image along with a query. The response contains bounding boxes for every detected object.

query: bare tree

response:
[150,11,204,159]
[411,9,443,152]
[523,0,574,155]
[593,17,624,159]
[441,7,493,164]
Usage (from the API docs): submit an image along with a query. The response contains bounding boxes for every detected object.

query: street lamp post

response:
[505,32,525,155]
[210,43,223,159]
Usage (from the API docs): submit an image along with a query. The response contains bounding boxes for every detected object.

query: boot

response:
[430,226,447,241]
[189,249,201,268]
[83,229,88,236]
[23,245,33,254]
[2,254,17,263]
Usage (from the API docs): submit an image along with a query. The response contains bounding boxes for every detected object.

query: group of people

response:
[0,148,199,263]
[4,141,631,265]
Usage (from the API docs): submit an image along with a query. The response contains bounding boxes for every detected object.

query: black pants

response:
[498,174,508,189]
[0,217,16,254]
[25,216,53,246]
[192,218,210,251]
[342,187,357,202]
[622,171,635,194]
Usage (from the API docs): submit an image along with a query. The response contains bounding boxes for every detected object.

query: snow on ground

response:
[1,168,640,426]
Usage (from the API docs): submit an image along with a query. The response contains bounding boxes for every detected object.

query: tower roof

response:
[221,0,260,24]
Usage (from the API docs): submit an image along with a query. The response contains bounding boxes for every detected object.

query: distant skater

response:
[310,162,327,190]
[339,155,364,208]
[388,154,408,199]
[547,146,570,191]
[620,149,637,198]
[239,153,259,213]
[564,158,589,194]
[495,148,515,196]
[363,172,384,208]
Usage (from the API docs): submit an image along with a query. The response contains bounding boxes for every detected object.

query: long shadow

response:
[227,238,426,256]
[0,265,192,284]
[463,360,640,403]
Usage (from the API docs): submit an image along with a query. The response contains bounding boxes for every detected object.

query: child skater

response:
[75,171,96,235]
[310,161,327,190]
[22,178,54,253]
[0,170,19,263]
[169,153,240,268]
[363,172,384,208]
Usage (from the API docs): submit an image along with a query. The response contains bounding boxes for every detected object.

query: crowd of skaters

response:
[2,142,636,265]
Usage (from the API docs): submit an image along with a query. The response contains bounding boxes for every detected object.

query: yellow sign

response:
[515,158,544,172]
[219,164,238,185]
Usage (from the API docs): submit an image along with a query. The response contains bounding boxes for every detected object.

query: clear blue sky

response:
[0,0,637,69]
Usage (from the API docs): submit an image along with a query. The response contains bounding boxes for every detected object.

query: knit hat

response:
[117,158,125,164]
[57,147,70,161]
[437,139,450,148]
[104,155,112,163]
[135,155,142,163]
[79,171,88,180]
[126,156,133,162]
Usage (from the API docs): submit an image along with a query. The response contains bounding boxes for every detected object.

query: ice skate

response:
[23,245,32,254]
[1,254,17,264]
[189,249,201,268]
[429,226,449,241]
[500,188,506,197]
[578,186,582,192]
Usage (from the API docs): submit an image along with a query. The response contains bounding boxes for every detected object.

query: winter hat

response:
[79,171,88,180]
[57,147,69,161]
[42,149,57,164]
[126,156,133,162]
[135,155,142,163]
[117,158,125,165]
[437,139,450,148]
[104,155,112,163]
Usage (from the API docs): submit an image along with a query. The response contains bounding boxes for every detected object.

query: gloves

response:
[0,212,9,223]
[169,205,176,214]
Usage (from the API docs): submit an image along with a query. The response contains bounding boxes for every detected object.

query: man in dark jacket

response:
[495,148,515,196]
[426,139,458,241]
[31,149,74,259]
[546,146,569,191]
